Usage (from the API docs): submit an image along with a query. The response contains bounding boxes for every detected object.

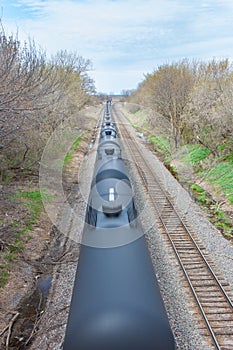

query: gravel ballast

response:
[31,105,233,350]
[122,114,233,350]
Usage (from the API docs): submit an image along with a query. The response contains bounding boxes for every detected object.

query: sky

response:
[1,0,233,94]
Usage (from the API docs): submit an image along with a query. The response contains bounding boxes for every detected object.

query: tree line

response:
[0,24,95,180]
[127,58,233,154]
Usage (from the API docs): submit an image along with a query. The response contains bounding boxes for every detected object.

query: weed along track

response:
[113,103,233,350]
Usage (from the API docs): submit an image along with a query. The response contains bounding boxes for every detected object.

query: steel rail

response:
[134,148,233,308]
[146,188,222,350]
[113,104,233,350]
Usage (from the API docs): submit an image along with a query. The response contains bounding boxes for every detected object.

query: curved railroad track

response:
[112,103,233,350]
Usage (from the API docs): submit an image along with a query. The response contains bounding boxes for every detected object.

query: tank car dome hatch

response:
[104,122,111,126]
[101,128,117,138]
[97,140,121,160]
[102,202,122,215]
[102,126,116,133]
[105,148,114,155]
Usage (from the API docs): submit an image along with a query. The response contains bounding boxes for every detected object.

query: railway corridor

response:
[113,103,233,350]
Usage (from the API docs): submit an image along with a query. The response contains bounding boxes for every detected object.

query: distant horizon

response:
[2,0,233,94]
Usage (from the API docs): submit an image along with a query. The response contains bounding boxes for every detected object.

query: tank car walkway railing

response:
[113,104,233,350]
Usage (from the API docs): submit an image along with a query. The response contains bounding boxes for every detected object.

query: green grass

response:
[211,207,233,238]
[63,135,84,165]
[148,135,171,157]
[17,190,43,225]
[64,152,74,163]
[190,183,232,239]
[73,135,84,150]
[0,252,19,287]
[7,189,43,233]
[179,143,233,205]
[0,189,44,287]
[217,140,233,162]
[181,144,211,165]
[0,252,17,287]
[203,163,233,204]
[191,183,212,205]
[0,268,10,287]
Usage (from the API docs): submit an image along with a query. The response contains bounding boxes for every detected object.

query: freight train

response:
[63,100,175,350]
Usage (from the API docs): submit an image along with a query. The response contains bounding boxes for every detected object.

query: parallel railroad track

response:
[113,104,233,350]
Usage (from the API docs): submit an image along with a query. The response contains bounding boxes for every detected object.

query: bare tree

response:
[132,60,194,148]
[0,25,95,178]
[183,59,232,153]
[129,58,233,154]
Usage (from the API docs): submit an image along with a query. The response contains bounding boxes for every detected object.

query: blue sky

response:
[1,0,233,94]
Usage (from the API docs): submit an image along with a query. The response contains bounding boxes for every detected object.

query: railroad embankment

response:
[0,104,101,349]
[119,102,233,242]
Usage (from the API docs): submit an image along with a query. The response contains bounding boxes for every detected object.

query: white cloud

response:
[90,68,145,94]
[3,0,233,93]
